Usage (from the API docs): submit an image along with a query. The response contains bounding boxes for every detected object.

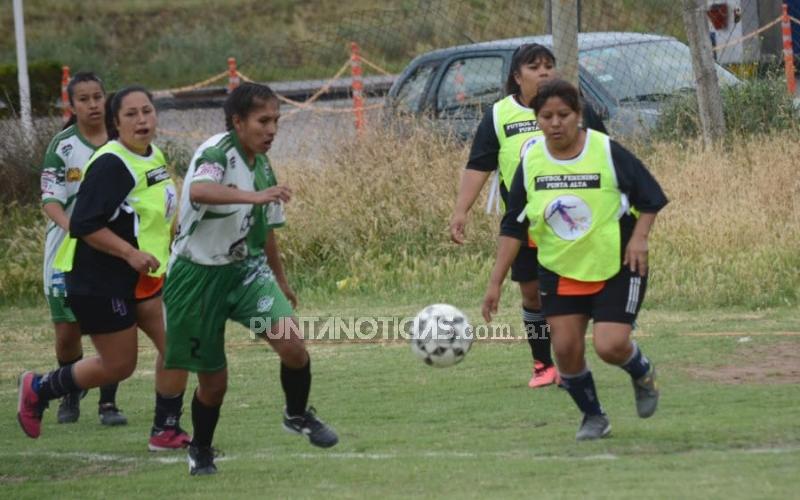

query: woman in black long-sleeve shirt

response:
[18,87,189,449]
[482,79,668,441]
[449,43,607,390]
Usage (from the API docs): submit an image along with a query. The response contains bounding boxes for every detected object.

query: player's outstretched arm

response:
[481,235,521,322]
[450,169,492,244]
[190,182,292,206]
[624,212,657,277]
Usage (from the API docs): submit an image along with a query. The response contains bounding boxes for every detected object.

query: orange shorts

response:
[556,276,606,296]
[135,274,165,301]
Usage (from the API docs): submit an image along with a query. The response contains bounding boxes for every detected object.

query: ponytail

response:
[61,115,77,130]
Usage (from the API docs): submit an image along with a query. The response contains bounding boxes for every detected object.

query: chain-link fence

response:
[4,0,799,171]
[136,0,798,166]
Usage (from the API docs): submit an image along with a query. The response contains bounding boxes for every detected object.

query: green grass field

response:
[1,300,798,499]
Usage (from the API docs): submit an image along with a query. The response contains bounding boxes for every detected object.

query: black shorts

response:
[539,267,647,324]
[66,295,137,335]
[511,245,539,283]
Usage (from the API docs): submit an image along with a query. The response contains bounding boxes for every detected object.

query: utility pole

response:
[758,0,783,66]
[682,0,726,145]
[13,0,32,142]
[551,0,580,87]
[545,0,552,34]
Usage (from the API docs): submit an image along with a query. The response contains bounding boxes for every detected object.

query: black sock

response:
[560,368,604,416]
[154,391,184,431]
[281,359,311,417]
[620,341,651,380]
[98,383,119,406]
[523,307,552,366]
[57,355,84,399]
[35,366,81,404]
[191,390,221,449]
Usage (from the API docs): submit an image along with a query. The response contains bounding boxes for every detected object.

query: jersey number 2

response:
[190,337,201,359]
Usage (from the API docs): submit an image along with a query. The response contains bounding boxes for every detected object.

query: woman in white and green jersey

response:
[164,83,338,476]
[40,72,127,426]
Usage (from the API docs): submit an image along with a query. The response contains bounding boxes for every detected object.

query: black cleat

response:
[632,366,659,418]
[576,413,611,441]
[57,391,81,424]
[283,406,339,448]
[188,444,218,476]
[98,403,128,426]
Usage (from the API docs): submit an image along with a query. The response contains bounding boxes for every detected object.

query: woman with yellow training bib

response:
[482,79,668,441]
[18,87,189,451]
[450,43,607,389]
[40,71,129,426]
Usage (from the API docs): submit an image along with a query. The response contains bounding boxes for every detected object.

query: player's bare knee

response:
[555,355,585,374]
[519,283,541,309]
[204,385,227,405]
[55,339,81,360]
[594,341,628,365]
[552,341,580,361]
[198,378,227,405]
[197,387,225,406]
[105,354,137,380]
[521,295,541,310]
[279,342,308,368]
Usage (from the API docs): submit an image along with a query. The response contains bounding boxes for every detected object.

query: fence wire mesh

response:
[141,0,797,166]
[3,0,799,170]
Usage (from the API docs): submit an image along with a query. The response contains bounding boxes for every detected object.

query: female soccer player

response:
[19,86,189,451]
[482,79,667,440]
[450,44,606,389]
[40,72,126,426]
[164,82,338,476]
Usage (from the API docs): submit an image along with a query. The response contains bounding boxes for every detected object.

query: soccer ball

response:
[410,304,473,368]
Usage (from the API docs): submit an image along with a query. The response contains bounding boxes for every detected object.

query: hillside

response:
[0,0,679,89]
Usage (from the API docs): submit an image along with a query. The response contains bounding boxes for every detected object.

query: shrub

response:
[653,78,799,142]
[0,117,60,204]
[0,203,45,303]
[1,122,798,309]
[0,61,63,117]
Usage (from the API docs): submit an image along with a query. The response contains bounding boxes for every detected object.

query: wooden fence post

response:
[682,0,727,146]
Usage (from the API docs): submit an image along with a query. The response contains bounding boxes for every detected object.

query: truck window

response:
[436,56,504,116]
[394,62,437,112]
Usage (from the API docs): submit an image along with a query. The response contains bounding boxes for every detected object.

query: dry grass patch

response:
[685,340,800,384]
[1,124,798,309]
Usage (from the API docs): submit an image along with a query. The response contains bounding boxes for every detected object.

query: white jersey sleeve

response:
[40,125,98,295]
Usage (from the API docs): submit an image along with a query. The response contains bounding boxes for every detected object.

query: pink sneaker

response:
[528,361,559,389]
[148,427,191,452]
[17,371,43,438]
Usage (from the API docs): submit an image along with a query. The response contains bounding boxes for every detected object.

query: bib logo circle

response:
[164,184,177,221]
[545,195,592,240]
[519,136,540,159]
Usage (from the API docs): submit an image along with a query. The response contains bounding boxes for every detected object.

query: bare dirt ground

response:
[685,339,800,384]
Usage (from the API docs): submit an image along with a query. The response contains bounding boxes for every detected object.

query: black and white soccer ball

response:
[410,304,473,368]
